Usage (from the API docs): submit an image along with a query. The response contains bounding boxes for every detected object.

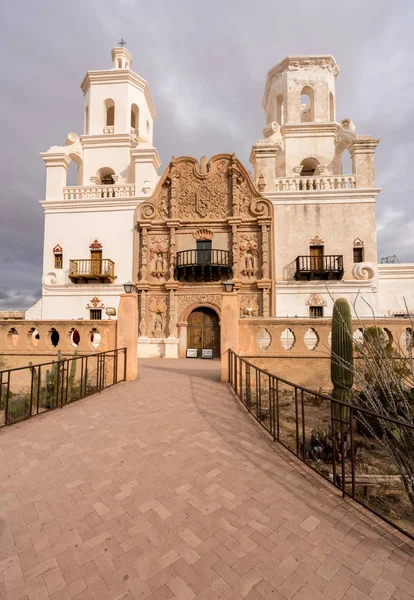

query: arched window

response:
[117,58,122,68]
[300,86,314,122]
[104,99,115,127]
[329,92,335,121]
[276,94,285,125]
[97,167,115,186]
[300,157,319,176]
[131,103,139,131]
[84,106,89,135]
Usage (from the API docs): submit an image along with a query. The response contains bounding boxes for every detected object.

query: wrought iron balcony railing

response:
[69,259,115,283]
[294,255,344,281]
[175,249,231,282]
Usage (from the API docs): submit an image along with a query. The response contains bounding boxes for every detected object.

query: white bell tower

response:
[39,46,161,320]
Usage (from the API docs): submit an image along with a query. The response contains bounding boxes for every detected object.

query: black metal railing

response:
[175,249,231,281]
[0,348,126,427]
[294,255,344,280]
[228,350,414,540]
[176,249,231,267]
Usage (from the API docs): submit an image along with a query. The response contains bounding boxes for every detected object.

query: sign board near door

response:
[186,348,198,358]
[202,349,213,359]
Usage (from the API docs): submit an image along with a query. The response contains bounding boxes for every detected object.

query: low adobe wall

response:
[0,320,117,370]
[237,317,412,389]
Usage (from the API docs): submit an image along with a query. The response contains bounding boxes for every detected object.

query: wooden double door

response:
[187,308,220,357]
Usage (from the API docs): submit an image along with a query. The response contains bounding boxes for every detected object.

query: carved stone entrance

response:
[187,307,220,357]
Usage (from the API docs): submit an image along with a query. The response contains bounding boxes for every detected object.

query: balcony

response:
[63,185,135,201]
[69,259,115,283]
[276,175,356,192]
[294,255,344,281]
[175,250,231,282]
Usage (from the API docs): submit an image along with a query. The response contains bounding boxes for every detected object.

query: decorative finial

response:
[118,37,127,47]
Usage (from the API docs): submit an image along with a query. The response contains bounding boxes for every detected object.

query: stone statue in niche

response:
[239,233,259,279]
[154,253,164,276]
[245,250,255,273]
[153,313,163,335]
[150,236,168,279]
[149,297,167,338]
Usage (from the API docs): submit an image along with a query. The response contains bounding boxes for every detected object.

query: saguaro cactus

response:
[331,298,354,424]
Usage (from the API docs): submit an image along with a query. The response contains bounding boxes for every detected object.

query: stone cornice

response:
[378,263,414,278]
[130,147,161,170]
[40,197,147,213]
[263,55,339,109]
[80,134,139,149]
[280,123,339,137]
[267,188,381,204]
[40,152,71,168]
[80,69,157,119]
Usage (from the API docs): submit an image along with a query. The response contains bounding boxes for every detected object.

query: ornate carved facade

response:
[135,154,273,356]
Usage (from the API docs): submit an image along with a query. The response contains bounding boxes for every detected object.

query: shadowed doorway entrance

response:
[187,307,220,357]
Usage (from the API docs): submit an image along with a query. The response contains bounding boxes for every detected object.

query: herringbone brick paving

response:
[0,358,413,599]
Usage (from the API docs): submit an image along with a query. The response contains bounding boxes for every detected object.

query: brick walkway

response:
[0,359,413,600]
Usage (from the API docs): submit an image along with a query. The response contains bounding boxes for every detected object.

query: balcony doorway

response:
[187,307,220,358]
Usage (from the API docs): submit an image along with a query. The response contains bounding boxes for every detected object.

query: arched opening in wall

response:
[280,328,295,350]
[300,157,319,177]
[6,327,19,348]
[97,167,115,185]
[117,58,122,68]
[256,328,271,352]
[90,328,101,349]
[68,153,83,186]
[131,103,139,132]
[276,93,285,125]
[67,160,78,187]
[329,92,335,121]
[187,307,220,357]
[70,328,80,348]
[104,99,115,127]
[342,149,352,175]
[304,328,319,350]
[84,106,89,135]
[146,120,151,136]
[49,328,60,348]
[300,86,314,122]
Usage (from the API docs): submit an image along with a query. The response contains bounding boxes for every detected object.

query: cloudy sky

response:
[0,0,413,309]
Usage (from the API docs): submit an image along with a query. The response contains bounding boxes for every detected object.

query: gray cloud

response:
[0,0,413,308]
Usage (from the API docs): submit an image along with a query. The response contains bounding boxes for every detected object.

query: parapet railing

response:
[0,348,126,428]
[228,350,414,541]
[63,185,136,200]
[275,175,356,192]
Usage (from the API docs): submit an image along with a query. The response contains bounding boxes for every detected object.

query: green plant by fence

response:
[228,349,414,541]
[0,348,126,427]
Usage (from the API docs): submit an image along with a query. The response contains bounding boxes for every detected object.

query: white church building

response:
[38,46,414,356]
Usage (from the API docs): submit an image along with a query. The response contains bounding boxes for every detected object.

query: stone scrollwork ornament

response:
[352,262,376,280]
[305,294,327,307]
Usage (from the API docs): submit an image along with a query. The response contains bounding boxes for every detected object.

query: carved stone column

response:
[231,224,239,279]
[168,225,176,281]
[169,159,177,219]
[262,288,269,317]
[261,223,269,279]
[229,154,239,217]
[168,288,178,338]
[139,226,149,281]
[139,290,147,336]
